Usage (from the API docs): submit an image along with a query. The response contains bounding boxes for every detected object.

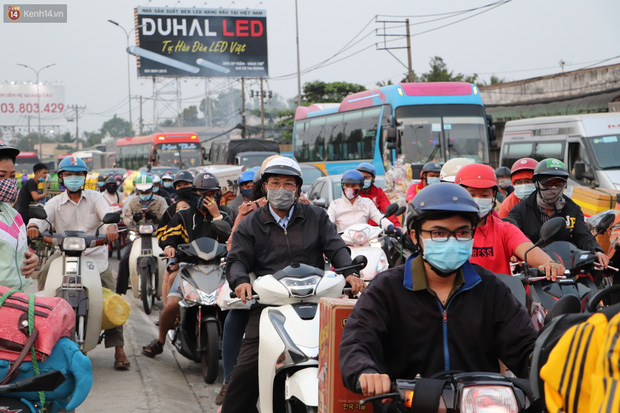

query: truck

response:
[209,138,279,166]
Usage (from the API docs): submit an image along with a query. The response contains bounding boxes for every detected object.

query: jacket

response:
[327,195,392,233]
[507,192,603,252]
[159,205,233,249]
[0,203,31,291]
[122,194,168,226]
[227,202,353,290]
[339,255,537,392]
[359,185,399,226]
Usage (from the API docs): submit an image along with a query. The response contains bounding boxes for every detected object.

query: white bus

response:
[499,113,620,193]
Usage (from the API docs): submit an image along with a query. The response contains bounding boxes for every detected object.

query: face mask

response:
[106,185,117,194]
[0,179,17,203]
[426,177,440,185]
[97,182,105,188]
[422,237,473,275]
[63,176,85,192]
[163,181,173,188]
[38,177,46,183]
[267,188,296,211]
[240,188,253,199]
[344,187,360,200]
[153,186,160,193]
[537,185,565,209]
[473,197,493,219]
[498,179,512,189]
[514,183,535,200]
[362,179,372,190]
[176,187,193,201]
[139,193,152,202]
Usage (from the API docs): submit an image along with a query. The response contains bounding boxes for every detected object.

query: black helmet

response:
[104,176,117,185]
[407,182,479,230]
[532,158,569,183]
[98,175,106,182]
[173,170,194,186]
[494,166,511,178]
[421,161,442,177]
[0,142,20,160]
[194,172,220,191]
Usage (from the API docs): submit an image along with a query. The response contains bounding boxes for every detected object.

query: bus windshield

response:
[395,104,488,163]
[586,135,620,169]
[156,142,201,168]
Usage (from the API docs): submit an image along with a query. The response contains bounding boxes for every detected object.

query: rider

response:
[152,174,172,205]
[439,157,474,182]
[508,158,609,268]
[161,173,175,198]
[327,170,399,235]
[0,142,39,291]
[220,156,365,412]
[498,157,538,218]
[116,174,168,296]
[339,182,538,399]
[455,163,564,277]
[141,172,233,358]
[495,166,514,202]
[26,156,129,370]
[96,174,106,192]
[405,161,441,203]
[102,176,126,206]
[227,170,255,220]
[15,162,48,225]
[355,163,399,226]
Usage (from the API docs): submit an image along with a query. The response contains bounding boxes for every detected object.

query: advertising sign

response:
[134,6,268,78]
[0,84,66,126]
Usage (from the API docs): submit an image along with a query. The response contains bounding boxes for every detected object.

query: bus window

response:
[534,142,564,161]
[502,143,533,167]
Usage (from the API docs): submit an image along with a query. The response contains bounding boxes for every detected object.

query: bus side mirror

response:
[486,114,497,145]
[385,126,398,150]
[574,161,594,181]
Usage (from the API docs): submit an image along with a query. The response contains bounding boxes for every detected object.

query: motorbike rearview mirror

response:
[395,206,406,216]
[29,205,47,220]
[596,213,615,235]
[352,255,368,270]
[212,220,232,241]
[102,212,121,224]
[538,217,566,245]
[383,203,399,218]
[0,370,66,393]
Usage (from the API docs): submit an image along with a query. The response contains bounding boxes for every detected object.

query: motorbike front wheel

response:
[200,320,219,384]
[140,268,155,314]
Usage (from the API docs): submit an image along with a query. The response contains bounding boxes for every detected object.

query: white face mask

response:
[473,197,493,219]
[514,183,535,200]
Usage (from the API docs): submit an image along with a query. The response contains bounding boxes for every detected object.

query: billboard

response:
[0,84,66,126]
[134,7,268,78]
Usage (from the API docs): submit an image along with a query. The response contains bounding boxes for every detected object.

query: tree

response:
[181,105,201,126]
[100,115,132,138]
[479,75,509,86]
[419,56,478,83]
[302,81,366,104]
[274,109,296,144]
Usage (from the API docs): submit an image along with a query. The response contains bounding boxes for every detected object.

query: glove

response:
[145,210,157,220]
[387,225,402,237]
[132,212,143,222]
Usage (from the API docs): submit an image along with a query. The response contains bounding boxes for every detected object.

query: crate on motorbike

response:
[319,297,372,413]
[572,187,620,218]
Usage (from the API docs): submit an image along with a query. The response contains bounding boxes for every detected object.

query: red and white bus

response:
[116,132,204,171]
[15,152,41,175]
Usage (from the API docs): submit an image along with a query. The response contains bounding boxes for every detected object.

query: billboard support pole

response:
[260,78,265,139]
[295,0,302,106]
[241,78,246,138]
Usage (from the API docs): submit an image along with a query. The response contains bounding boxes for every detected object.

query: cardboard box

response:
[572,187,620,218]
[319,297,372,413]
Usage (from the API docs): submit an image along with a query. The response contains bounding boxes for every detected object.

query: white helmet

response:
[261,156,303,186]
[440,158,475,183]
[152,174,162,184]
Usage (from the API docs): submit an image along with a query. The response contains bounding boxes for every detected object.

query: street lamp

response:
[108,19,142,133]
[17,63,56,157]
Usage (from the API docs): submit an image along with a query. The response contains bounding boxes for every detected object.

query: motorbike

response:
[0,370,66,413]
[167,220,231,384]
[229,255,367,412]
[107,202,126,260]
[29,206,121,353]
[127,223,165,314]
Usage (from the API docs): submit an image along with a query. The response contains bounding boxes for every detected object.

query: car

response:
[139,166,180,176]
[306,174,386,208]
[234,151,279,168]
[300,164,326,193]
[97,168,128,178]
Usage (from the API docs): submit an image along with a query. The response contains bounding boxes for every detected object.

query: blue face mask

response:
[38,177,46,183]
[421,237,473,275]
[139,193,152,202]
[362,179,373,190]
[240,188,253,199]
[153,186,160,193]
[63,176,85,192]
[426,177,440,185]
[163,181,173,189]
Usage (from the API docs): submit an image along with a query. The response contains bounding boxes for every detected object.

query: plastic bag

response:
[101,287,130,330]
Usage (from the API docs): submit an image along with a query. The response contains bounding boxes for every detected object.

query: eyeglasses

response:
[419,228,474,242]
[267,181,297,191]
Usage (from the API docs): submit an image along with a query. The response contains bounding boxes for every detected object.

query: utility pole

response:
[241,78,246,138]
[139,96,144,135]
[405,19,413,82]
[376,19,414,82]
[260,78,265,139]
[67,104,86,150]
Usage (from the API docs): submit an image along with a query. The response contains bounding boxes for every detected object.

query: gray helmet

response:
[194,172,220,191]
[173,170,194,186]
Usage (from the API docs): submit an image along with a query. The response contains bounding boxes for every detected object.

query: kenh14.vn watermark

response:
[4,4,67,23]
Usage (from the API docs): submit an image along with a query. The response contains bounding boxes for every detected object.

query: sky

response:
[2,0,620,135]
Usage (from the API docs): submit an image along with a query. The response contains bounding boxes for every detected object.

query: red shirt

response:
[360,185,400,226]
[406,181,426,203]
[498,193,522,219]
[470,212,531,275]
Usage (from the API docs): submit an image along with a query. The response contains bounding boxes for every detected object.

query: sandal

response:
[114,359,131,370]
[142,339,164,358]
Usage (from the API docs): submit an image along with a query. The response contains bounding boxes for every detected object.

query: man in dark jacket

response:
[221,156,365,412]
[340,182,537,399]
[508,158,608,267]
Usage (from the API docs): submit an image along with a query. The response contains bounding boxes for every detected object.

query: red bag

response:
[0,286,75,363]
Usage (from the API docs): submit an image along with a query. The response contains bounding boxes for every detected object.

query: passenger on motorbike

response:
[339,182,538,399]
[96,175,106,192]
[152,174,172,206]
[508,158,609,268]
[227,170,255,220]
[221,157,365,412]
[455,163,564,277]
[495,166,514,202]
[116,175,167,296]
[26,156,128,370]
[102,176,126,206]
[142,172,232,358]
[498,157,538,218]
[0,142,39,291]
[161,173,175,198]
[439,157,474,182]
[355,162,399,226]
[328,170,399,236]
[405,161,441,203]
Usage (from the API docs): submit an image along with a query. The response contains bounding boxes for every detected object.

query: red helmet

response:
[511,158,538,175]
[455,163,497,189]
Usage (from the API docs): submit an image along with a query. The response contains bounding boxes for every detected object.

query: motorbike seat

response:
[542,241,596,270]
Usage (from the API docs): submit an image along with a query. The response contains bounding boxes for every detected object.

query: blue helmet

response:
[407,182,479,230]
[341,170,365,186]
[238,170,255,185]
[355,163,376,178]
[58,156,87,173]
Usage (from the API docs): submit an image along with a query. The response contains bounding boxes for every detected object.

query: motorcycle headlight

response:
[180,278,217,305]
[375,254,388,275]
[128,231,138,242]
[348,229,369,245]
[62,237,86,252]
[461,385,518,413]
[280,275,321,298]
[139,224,154,234]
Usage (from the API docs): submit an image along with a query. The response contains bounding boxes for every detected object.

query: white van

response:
[499,113,620,194]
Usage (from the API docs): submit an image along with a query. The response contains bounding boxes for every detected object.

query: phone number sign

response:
[0,84,66,126]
